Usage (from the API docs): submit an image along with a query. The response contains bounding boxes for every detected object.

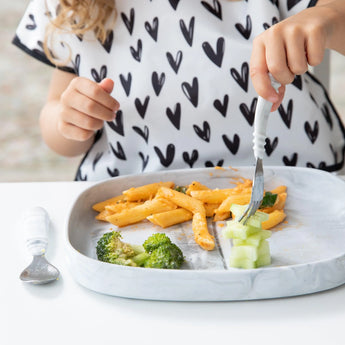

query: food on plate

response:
[92,178,287,251]
[223,204,272,269]
[96,231,184,269]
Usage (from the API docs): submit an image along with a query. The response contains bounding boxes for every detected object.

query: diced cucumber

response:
[224,204,273,269]
[229,256,256,269]
[230,245,258,262]
[233,230,271,247]
[256,240,271,267]
[223,220,260,240]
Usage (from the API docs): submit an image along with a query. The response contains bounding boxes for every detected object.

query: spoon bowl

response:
[20,255,60,284]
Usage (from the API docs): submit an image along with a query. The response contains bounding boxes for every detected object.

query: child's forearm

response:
[318,0,345,55]
[39,100,94,157]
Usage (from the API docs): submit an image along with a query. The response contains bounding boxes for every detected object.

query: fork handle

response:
[253,75,280,159]
[22,207,50,256]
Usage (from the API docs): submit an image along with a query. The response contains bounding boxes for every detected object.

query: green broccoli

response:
[96,231,149,267]
[144,243,184,269]
[143,233,172,253]
[96,231,184,269]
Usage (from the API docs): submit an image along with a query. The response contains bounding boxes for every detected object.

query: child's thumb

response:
[99,78,114,94]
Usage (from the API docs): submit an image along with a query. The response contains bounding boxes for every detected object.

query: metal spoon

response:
[20,207,60,284]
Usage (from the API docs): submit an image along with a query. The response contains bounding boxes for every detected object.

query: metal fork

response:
[238,75,280,224]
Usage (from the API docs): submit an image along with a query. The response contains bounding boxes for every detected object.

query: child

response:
[13,0,345,180]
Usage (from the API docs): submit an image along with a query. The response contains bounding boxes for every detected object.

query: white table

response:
[1,182,345,345]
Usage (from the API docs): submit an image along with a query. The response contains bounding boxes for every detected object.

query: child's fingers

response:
[285,31,309,76]
[306,28,325,67]
[250,39,280,104]
[57,119,95,142]
[62,88,116,122]
[265,28,295,85]
[99,78,115,94]
[70,77,119,113]
[60,107,104,132]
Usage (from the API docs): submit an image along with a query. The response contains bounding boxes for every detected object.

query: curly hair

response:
[44,0,116,65]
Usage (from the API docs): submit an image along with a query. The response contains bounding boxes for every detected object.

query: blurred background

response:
[1,2,345,182]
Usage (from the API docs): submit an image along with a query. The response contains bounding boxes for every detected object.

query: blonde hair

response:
[44,0,116,65]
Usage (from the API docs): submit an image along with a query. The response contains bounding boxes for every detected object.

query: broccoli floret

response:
[96,231,184,269]
[144,243,184,269]
[143,233,172,253]
[96,231,146,266]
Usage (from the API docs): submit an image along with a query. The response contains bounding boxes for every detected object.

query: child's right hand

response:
[58,77,120,142]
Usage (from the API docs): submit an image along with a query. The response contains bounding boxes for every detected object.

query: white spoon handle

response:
[23,207,50,256]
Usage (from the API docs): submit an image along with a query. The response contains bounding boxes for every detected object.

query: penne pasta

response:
[147,208,193,228]
[123,181,174,201]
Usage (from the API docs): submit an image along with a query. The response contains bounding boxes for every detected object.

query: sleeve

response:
[278,0,319,19]
[12,0,76,74]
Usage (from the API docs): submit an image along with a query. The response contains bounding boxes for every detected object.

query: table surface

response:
[1,181,345,345]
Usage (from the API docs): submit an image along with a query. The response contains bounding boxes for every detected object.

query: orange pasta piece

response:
[192,212,215,250]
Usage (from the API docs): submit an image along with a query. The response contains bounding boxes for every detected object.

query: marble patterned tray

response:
[66,166,345,301]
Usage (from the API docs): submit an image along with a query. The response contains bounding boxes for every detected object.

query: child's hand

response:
[58,77,120,141]
[250,5,333,111]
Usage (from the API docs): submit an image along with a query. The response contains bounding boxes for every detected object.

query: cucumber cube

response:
[223,220,260,239]
[229,256,256,269]
[230,245,258,262]
[256,240,271,267]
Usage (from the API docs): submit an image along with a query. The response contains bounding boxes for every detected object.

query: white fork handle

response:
[253,75,280,159]
[22,207,50,256]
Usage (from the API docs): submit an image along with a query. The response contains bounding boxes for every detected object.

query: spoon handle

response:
[23,207,50,256]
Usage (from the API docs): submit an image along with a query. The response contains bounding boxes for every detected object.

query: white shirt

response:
[13,0,345,180]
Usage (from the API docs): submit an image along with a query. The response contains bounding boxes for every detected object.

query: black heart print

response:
[168,0,180,10]
[107,110,124,136]
[75,168,87,181]
[283,153,298,166]
[269,0,279,8]
[235,15,252,40]
[309,92,318,106]
[321,103,333,130]
[132,125,149,143]
[121,8,135,35]
[166,103,181,129]
[278,99,293,128]
[145,17,159,42]
[92,152,103,171]
[292,75,303,90]
[193,121,211,142]
[263,17,278,30]
[130,39,142,62]
[222,134,240,154]
[183,150,199,168]
[287,0,302,10]
[239,97,257,126]
[265,137,278,156]
[107,167,120,177]
[119,73,132,96]
[110,142,127,160]
[91,65,107,82]
[135,96,150,119]
[205,159,224,167]
[99,30,113,53]
[230,62,249,92]
[213,95,229,117]
[72,54,80,75]
[166,50,183,74]
[202,37,225,67]
[25,14,37,30]
[139,152,149,171]
[181,77,199,107]
[154,144,175,167]
[201,0,222,20]
[179,17,195,47]
[304,121,319,144]
[152,72,165,96]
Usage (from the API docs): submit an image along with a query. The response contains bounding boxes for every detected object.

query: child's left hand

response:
[250,3,339,111]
